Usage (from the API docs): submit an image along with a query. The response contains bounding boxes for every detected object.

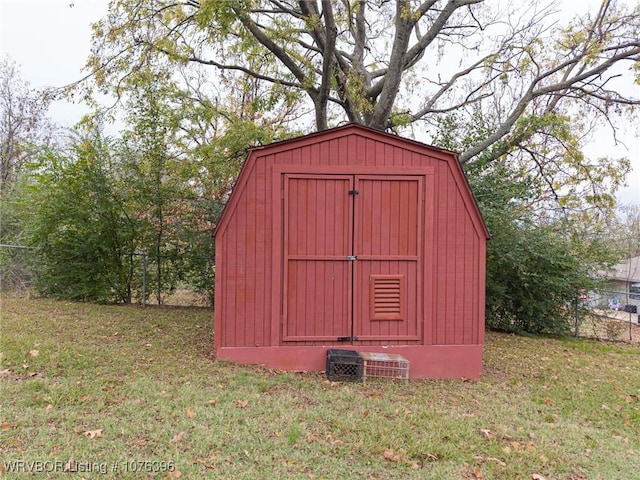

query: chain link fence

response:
[0,244,211,307]
[0,244,34,294]
[3,243,638,338]
[577,289,640,344]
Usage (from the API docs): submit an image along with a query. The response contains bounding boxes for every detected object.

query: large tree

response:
[0,57,54,195]
[0,58,57,292]
[86,0,639,160]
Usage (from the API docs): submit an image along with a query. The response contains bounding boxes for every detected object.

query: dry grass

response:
[581,310,640,343]
[1,297,639,479]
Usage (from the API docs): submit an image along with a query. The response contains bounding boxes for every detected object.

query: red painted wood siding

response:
[214,126,487,350]
[353,176,422,342]
[215,158,272,348]
[282,174,423,344]
[283,175,352,341]
[432,161,483,345]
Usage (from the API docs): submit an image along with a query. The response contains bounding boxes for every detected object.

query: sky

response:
[1,0,638,206]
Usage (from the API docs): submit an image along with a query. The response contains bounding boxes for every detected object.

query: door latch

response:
[346,255,357,261]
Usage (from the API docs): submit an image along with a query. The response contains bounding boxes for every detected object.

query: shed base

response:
[215,344,483,379]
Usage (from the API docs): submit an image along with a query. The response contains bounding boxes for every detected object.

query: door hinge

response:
[346,255,357,261]
[337,336,359,342]
[348,189,359,195]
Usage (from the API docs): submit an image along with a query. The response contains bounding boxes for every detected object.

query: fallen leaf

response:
[1,422,12,431]
[29,349,39,357]
[64,459,76,472]
[186,408,194,418]
[166,468,182,478]
[532,474,547,480]
[383,448,402,462]
[475,456,506,467]
[480,429,495,440]
[235,400,249,408]
[0,369,11,375]
[473,465,484,479]
[83,429,102,439]
[208,399,216,407]
[46,404,54,411]
[196,456,216,470]
[171,430,186,443]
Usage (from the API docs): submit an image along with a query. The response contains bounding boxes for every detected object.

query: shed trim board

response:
[216,345,483,379]
[214,124,488,379]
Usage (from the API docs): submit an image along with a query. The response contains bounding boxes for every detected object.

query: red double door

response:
[283,174,423,343]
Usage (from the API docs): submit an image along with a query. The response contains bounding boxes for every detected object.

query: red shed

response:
[213,124,489,378]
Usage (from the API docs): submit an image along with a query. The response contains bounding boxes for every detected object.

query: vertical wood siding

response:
[215,126,487,349]
[353,177,421,342]
[283,175,352,341]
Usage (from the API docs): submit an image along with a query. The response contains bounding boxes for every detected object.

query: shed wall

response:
[215,130,485,351]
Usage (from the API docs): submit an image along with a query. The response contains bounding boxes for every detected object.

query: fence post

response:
[142,253,148,307]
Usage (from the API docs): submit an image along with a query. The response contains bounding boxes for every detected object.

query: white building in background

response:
[600,256,640,315]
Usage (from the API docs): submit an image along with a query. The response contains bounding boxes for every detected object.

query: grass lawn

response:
[1,297,639,479]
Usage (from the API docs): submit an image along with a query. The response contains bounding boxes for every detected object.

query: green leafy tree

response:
[84,1,639,146]
[435,113,617,335]
[612,204,640,260]
[120,68,183,304]
[0,58,57,292]
[23,129,138,302]
[76,0,639,227]
[0,56,54,195]
[470,160,612,334]
[113,63,288,303]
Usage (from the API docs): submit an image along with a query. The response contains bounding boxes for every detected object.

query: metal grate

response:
[359,352,410,381]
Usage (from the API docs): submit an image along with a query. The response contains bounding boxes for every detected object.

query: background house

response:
[599,255,640,313]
